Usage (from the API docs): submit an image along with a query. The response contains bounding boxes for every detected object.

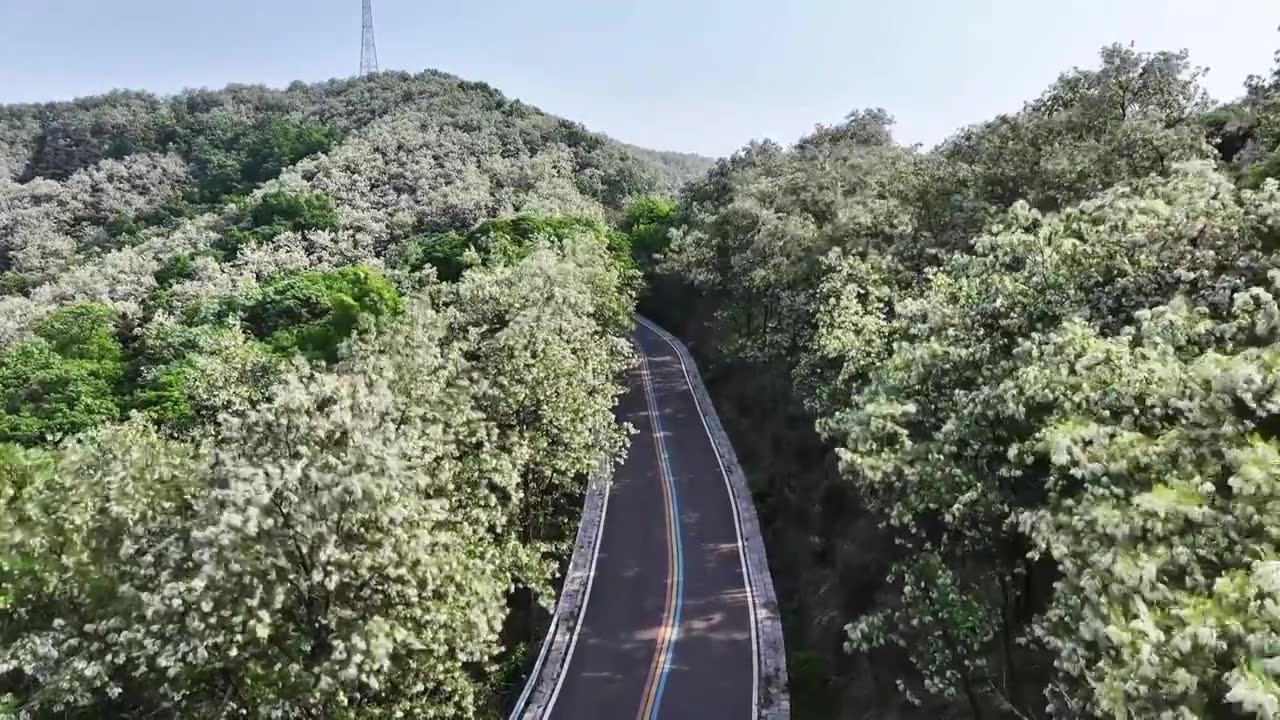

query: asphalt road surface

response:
[544,320,757,720]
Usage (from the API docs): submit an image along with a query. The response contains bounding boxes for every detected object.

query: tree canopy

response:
[7,35,1280,720]
[0,68,656,718]
[649,41,1280,719]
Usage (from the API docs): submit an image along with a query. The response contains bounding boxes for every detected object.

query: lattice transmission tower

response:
[360,0,379,76]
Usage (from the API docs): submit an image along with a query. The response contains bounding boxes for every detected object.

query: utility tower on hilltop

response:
[360,0,379,76]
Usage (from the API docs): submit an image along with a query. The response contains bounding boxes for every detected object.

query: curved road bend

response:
[545,319,757,720]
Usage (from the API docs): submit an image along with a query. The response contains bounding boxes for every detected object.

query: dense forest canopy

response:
[642,42,1280,719]
[0,69,672,718]
[5,37,1280,720]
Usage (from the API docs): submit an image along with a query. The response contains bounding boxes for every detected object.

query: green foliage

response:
[391,230,472,281]
[942,44,1212,212]
[151,252,200,289]
[0,304,123,445]
[1245,148,1280,189]
[31,303,122,368]
[147,320,283,433]
[221,189,339,258]
[393,214,635,286]
[127,363,198,430]
[0,242,634,717]
[102,195,196,241]
[0,340,120,446]
[242,265,403,362]
[188,117,339,203]
[1010,289,1280,717]
[0,301,274,441]
[621,194,677,268]
[846,553,998,706]
[247,189,339,234]
[620,143,715,189]
[15,91,168,181]
[0,66,671,716]
[819,166,1280,716]
[656,42,1280,720]
[0,272,30,296]
[119,317,271,433]
[1200,102,1255,165]
[240,118,338,187]
[484,641,531,716]
[798,107,896,150]
[8,92,337,197]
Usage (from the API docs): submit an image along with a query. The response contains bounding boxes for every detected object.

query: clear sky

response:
[1,1,1278,156]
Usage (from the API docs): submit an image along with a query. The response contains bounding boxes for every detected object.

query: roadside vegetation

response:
[644,43,1280,719]
[0,71,677,718]
[7,35,1280,720]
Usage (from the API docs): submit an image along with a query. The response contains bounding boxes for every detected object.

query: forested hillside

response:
[8,36,1280,720]
[642,44,1280,719]
[0,70,677,718]
[619,143,717,187]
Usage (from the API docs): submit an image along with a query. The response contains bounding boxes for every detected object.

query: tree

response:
[0,303,123,445]
[942,44,1213,211]
[30,302,122,368]
[796,107,896,150]
[391,214,635,286]
[621,194,677,269]
[821,164,1274,715]
[242,265,403,362]
[655,42,1280,719]
[0,341,120,445]
[447,241,634,559]
[1013,289,1280,718]
[125,316,281,433]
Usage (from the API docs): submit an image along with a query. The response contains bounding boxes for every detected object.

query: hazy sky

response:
[1,1,1278,156]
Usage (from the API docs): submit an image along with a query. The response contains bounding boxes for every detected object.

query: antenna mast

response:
[360,0,379,76]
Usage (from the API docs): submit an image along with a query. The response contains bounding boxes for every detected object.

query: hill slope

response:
[0,70,694,200]
[620,142,717,186]
[0,70,674,718]
[0,69,701,336]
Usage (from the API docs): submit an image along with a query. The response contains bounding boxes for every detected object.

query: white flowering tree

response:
[1,238,634,716]
[448,238,634,563]
[1011,284,1280,717]
[655,42,1280,719]
[821,166,1279,715]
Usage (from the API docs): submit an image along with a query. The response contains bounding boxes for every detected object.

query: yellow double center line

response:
[635,352,684,720]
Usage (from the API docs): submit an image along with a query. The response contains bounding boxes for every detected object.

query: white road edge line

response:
[635,316,761,720]
[539,463,613,717]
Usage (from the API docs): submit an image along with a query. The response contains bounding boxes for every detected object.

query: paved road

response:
[544,320,757,720]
